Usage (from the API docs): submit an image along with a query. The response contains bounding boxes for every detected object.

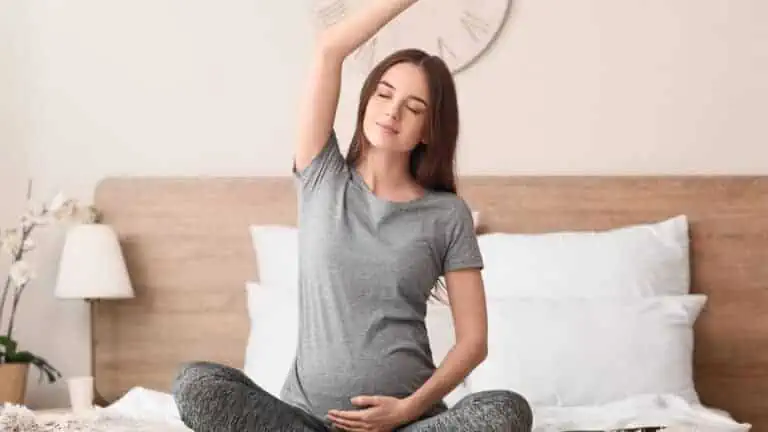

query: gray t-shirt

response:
[280,130,484,420]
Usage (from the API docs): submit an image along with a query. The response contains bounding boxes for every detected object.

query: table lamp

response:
[54,223,134,407]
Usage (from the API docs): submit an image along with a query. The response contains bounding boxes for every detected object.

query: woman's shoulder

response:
[422,191,475,229]
[426,190,472,214]
[424,191,482,269]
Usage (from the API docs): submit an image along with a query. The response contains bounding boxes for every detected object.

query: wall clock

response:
[312,0,512,75]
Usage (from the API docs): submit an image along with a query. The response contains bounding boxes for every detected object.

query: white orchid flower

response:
[21,203,50,228]
[47,192,68,213]
[22,238,36,252]
[0,228,23,257]
[77,205,100,224]
[56,203,77,221]
[9,260,35,288]
[28,201,46,217]
[47,192,78,221]
[21,214,36,230]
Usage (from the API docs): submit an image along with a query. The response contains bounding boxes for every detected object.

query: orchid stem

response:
[0,179,33,340]
[6,283,24,340]
[0,226,32,340]
[0,277,11,336]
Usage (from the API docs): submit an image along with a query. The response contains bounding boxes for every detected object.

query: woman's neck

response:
[356,148,424,201]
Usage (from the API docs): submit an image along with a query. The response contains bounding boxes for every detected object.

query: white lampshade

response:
[55,224,134,300]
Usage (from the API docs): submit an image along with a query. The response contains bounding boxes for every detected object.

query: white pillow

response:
[466,294,706,407]
[244,281,299,396]
[478,215,690,298]
[244,282,469,406]
[250,217,688,298]
[249,225,298,289]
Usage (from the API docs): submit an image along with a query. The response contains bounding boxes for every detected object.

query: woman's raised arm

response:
[293,0,420,171]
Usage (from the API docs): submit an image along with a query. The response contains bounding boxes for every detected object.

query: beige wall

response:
[3,0,767,408]
[1,2,88,409]
[0,0,29,224]
[0,10,28,367]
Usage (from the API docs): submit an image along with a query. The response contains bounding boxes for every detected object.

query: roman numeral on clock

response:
[438,37,457,59]
[461,11,490,42]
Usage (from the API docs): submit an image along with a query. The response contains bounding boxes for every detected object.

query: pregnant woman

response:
[172,1,532,430]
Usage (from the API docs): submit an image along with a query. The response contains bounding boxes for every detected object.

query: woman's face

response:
[363,62,431,154]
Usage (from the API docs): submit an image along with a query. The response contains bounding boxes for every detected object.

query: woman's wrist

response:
[401,393,431,421]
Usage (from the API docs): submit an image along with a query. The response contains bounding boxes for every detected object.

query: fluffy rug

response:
[0,403,191,432]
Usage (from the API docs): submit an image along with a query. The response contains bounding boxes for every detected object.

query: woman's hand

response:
[327,395,418,432]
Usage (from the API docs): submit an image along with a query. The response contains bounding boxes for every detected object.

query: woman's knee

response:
[171,361,227,402]
[461,389,533,430]
[172,361,208,388]
[492,390,533,430]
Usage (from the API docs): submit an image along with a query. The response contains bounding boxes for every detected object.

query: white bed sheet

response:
[531,394,750,432]
[102,387,751,432]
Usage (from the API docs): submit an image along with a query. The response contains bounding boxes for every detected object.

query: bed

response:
[18,175,768,431]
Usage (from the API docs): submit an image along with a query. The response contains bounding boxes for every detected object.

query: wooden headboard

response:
[93,176,768,429]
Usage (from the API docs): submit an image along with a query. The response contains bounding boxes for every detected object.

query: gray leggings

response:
[171,361,532,432]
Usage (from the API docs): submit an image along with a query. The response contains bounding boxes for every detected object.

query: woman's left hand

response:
[327,395,418,432]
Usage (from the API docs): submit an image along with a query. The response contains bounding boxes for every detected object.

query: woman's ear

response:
[421,125,431,146]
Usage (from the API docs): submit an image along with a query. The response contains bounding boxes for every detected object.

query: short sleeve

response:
[292,129,348,192]
[442,200,484,274]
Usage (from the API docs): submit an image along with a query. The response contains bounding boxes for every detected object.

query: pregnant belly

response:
[296,349,435,416]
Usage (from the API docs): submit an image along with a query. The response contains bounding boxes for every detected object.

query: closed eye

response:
[406,100,426,114]
[378,80,429,108]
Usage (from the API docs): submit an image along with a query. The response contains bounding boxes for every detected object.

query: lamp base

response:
[87,298,111,408]
[93,386,110,407]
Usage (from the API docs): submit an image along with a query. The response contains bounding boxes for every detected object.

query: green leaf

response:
[0,335,18,356]
[6,350,32,362]
[6,351,62,384]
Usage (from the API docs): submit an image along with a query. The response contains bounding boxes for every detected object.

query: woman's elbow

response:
[314,32,349,61]
[475,340,488,364]
[461,338,488,366]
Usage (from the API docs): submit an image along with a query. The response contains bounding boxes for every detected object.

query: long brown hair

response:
[346,48,460,195]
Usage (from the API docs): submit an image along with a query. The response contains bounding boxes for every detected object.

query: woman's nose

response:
[385,102,400,120]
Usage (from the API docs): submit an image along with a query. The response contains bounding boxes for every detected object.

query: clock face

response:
[313,0,511,74]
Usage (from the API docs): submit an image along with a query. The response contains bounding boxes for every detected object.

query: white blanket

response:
[532,394,751,432]
[2,388,751,431]
[0,402,191,432]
